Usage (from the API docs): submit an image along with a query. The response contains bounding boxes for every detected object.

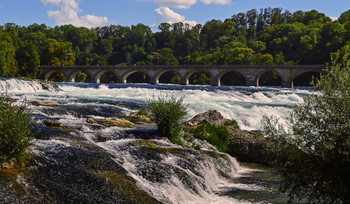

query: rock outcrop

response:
[102,119,134,127]
[31,101,56,106]
[188,109,274,165]
[226,128,274,165]
[44,119,61,128]
[187,109,231,127]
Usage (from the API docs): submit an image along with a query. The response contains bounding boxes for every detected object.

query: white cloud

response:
[139,0,197,9]
[139,0,230,9]
[40,0,108,28]
[331,17,338,21]
[154,7,197,27]
[200,0,231,5]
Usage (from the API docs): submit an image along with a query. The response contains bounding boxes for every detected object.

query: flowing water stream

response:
[0,78,311,203]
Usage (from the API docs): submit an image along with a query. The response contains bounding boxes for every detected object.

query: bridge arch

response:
[94,69,120,83]
[293,71,321,87]
[156,70,181,84]
[255,69,284,87]
[68,70,94,83]
[122,71,152,84]
[44,70,68,82]
[184,70,214,85]
[219,71,247,86]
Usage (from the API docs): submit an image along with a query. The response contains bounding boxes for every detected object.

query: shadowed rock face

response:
[226,128,274,165]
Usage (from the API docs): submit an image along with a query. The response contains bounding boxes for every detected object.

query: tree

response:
[16,41,41,78]
[0,31,16,76]
[263,53,350,203]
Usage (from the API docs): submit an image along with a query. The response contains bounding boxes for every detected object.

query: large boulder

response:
[188,109,274,165]
[226,128,274,165]
[187,109,230,127]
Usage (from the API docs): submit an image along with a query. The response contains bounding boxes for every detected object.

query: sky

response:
[0,0,349,30]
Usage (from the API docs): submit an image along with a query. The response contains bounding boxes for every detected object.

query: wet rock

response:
[187,109,231,127]
[0,159,17,169]
[31,101,56,106]
[226,128,274,165]
[127,113,152,123]
[43,119,61,128]
[86,118,97,124]
[102,119,134,127]
[0,142,160,204]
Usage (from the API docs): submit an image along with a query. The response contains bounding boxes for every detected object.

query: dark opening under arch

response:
[220,71,246,86]
[100,71,118,83]
[48,71,66,82]
[258,71,282,86]
[74,71,92,83]
[159,71,180,84]
[293,72,320,87]
[189,71,212,85]
[126,72,150,84]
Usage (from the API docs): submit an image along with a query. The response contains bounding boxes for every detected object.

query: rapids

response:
[0,78,311,203]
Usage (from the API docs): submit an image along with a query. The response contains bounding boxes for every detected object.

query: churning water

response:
[0,78,311,203]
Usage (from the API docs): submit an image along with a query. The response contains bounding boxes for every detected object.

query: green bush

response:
[263,55,350,203]
[147,95,187,143]
[191,122,230,152]
[0,94,34,165]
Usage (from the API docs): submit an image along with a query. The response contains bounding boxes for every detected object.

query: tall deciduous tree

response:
[16,41,41,78]
[0,30,16,76]
[263,51,350,203]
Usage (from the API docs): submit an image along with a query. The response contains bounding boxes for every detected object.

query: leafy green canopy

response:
[263,47,350,203]
[147,95,187,143]
[0,94,34,164]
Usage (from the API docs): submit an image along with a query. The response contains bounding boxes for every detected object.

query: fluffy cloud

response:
[331,17,338,21]
[40,0,108,28]
[139,0,197,9]
[154,7,197,27]
[139,0,230,9]
[200,0,231,5]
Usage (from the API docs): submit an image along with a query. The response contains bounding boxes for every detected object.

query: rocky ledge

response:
[187,109,274,165]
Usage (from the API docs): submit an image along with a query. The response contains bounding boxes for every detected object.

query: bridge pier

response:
[180,78,189,85]
[117,79,126,84]
[211,79,220,86]
[246,79,258,87]
[150,78,159,85]
[281,80,293,88]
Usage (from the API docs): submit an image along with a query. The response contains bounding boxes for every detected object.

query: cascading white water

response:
[1,79,311,203]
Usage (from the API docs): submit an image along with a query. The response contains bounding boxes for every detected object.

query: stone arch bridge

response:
[41,64,325,88]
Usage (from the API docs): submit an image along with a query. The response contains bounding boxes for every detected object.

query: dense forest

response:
[1,8,350,80]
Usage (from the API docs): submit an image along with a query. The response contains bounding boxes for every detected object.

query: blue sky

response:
[0,0,349,29]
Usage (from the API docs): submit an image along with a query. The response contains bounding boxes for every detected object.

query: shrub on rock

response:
[0,94,34,166]
[147,95,187,144]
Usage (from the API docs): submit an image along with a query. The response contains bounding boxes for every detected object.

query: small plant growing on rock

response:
[147,95,187,144]
[0,94,34,167]
[190,122,230,152]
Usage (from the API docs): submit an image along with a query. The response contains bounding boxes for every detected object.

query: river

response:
[0,78,311,203]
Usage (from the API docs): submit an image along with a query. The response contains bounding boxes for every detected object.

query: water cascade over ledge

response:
[0,79,311,203]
